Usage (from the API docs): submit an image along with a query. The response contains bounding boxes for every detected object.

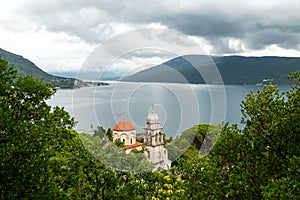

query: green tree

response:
[239,73,300,198]
[94,125,106,138]
[0,58,108,199]
[106,128,113,141]
[114,138,125,148]
[173,72,300,199]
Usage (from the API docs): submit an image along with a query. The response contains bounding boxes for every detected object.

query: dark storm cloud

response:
[244,28,300,50]
[18,0,300,54]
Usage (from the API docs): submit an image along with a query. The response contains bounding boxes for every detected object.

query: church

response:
[112,110,171,170]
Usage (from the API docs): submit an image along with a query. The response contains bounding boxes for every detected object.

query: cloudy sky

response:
[1,0,300,73]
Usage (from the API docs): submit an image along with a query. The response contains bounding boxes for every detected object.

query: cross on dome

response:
[151,101,154,112]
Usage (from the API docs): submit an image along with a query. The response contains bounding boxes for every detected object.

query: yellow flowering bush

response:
[152,174,187,200]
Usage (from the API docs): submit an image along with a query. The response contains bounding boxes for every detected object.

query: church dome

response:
[146,111,160,124]
[113,119,136,131]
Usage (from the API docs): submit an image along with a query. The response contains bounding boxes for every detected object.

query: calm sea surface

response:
[47,82,290,137]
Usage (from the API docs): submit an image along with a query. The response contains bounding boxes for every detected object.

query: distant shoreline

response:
[118,79,292,86]
[55,80,109,90]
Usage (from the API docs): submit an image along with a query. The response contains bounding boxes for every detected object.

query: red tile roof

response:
[113,119,136,131]
[124,142,142,149]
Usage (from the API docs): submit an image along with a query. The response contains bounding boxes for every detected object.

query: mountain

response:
[122,55,300,85]
[0,48,77,88]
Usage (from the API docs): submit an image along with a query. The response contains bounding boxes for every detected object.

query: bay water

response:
[47,82,290,137]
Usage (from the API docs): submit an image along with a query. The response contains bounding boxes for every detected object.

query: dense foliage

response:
[0,58,103,198]
[172,72,300,199]
[1,57,299,199]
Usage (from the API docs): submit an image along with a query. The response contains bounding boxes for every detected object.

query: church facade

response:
[112,119,142,154]
[112,111,171,170]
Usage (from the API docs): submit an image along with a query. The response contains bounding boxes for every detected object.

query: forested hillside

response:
[123,55,300,85]
[0,48,76,88]
[1,57,299,199]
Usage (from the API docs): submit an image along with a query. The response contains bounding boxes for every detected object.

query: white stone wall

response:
[113,130,136,145]
[146,145,171,170]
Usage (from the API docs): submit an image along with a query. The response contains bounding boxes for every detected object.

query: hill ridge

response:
[0,48,76,88]
[122,55,300,85]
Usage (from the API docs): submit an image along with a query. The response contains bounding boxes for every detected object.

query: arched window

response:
[159,132,162,143]
[130,138,132,144]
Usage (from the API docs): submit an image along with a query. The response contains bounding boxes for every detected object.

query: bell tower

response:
[143,111,164,146]
[142,105,171,170]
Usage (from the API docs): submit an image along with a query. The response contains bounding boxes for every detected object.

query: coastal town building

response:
[112,119,142,154]
[112,110,171,170]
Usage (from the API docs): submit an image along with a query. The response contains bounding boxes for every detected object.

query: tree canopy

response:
[0,58,103,198]
[172,72,300,199]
